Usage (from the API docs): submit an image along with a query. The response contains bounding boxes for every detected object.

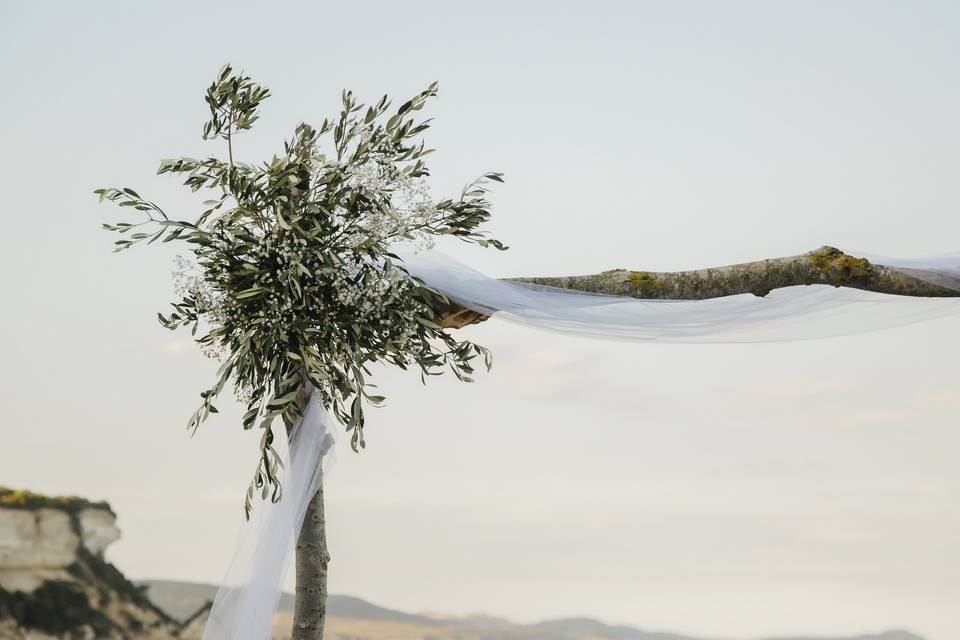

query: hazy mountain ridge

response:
[141,579,440,626]
[139,579,925,640]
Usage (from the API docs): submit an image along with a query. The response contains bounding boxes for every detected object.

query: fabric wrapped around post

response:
[202,396,335,640]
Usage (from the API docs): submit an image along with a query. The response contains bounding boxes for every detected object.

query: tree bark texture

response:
[283,385,329,640]
[508,246,960,300]
[290,485,329,640]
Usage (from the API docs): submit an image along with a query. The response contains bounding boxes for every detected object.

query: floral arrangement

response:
[96,65,504,514]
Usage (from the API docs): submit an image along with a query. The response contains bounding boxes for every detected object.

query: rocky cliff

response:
[0,487,181,639]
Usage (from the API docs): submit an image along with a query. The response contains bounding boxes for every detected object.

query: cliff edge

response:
[0,487,181,639]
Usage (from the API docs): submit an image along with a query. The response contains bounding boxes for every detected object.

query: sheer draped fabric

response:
[398,247,960,343]
[203,247,960,638]
[201,399,335,640]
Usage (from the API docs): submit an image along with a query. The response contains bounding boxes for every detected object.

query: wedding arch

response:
[96,65,960,640]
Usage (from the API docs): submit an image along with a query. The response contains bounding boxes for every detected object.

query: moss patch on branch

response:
[808,246,873,286]
[627,271,662,295]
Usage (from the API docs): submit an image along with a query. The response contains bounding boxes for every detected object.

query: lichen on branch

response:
[505,246,959,301]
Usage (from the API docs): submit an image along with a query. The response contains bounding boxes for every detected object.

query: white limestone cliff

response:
[0,488,181,639]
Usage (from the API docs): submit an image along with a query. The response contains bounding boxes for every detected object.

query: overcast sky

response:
[2,1,960,639]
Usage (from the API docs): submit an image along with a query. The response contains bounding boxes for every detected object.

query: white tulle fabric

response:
[397,247,960,343]
[202,399,335,640]
[203,247,960,638]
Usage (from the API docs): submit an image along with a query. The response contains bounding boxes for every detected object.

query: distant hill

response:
[138,579,926,640]
[535,619,925,640]
[534,617,702,640]
[765,633,923,640]
[141,579,440,626]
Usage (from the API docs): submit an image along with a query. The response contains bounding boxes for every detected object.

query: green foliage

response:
[96,64,504,517]
[202,65,271,145]
[0,487,112,514]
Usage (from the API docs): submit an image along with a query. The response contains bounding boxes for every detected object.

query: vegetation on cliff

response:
[0,487,113,515]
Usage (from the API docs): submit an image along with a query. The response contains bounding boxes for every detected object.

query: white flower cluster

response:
[343,130,438,251]
[172,255,228,360]
[391,175,437,251]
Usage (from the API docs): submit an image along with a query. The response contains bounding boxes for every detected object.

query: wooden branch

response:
[283,384,330,640]
[439,307,490,329]
[438,246,959,327]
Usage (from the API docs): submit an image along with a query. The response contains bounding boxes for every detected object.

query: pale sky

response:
[2,1,960,639]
